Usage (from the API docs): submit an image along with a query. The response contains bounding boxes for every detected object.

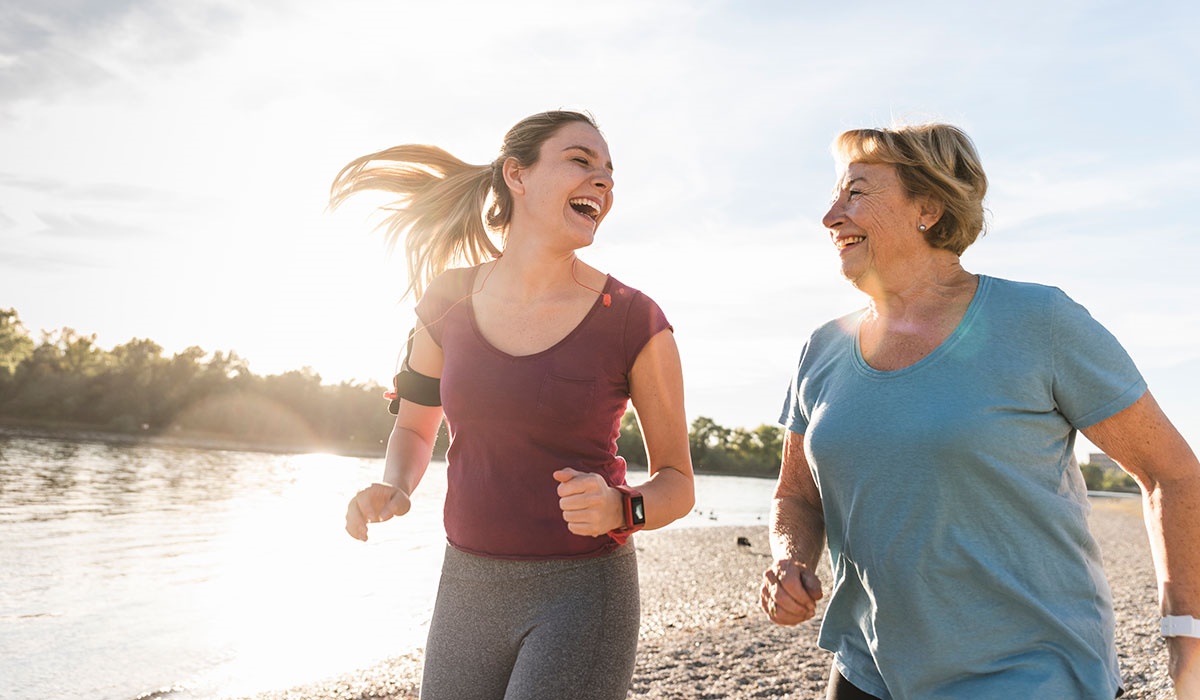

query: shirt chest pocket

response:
[537,374,597,423]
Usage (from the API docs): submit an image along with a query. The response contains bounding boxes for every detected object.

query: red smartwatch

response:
[608,484,645,545]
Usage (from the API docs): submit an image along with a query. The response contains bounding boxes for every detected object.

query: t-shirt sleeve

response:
[778,340,811,434]
[413,268,470,347]
[622,292,672,369]
[1050,288,1147,429]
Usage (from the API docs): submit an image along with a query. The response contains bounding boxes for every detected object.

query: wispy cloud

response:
[0,172,181,202]
[32,212,154,240]
[988,155,1200,234]
[0,0,245,115]
[0,232,104,272]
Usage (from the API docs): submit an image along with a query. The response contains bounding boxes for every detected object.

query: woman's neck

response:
[855,256,979,371]
[478,239,604,306]
[860,254,977,324]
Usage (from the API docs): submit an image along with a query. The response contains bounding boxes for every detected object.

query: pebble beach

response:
[234,496,1175,700]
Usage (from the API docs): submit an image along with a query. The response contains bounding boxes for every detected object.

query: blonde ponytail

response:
[330,110,599,300]
[329,145,498,300]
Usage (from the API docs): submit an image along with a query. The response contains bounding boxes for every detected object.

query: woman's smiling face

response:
[822,161,931,289]
[510,121,614,248]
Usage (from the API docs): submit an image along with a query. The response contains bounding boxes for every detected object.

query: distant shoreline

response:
[0,418,388,459]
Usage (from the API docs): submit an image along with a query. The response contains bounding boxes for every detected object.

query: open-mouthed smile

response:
[569,197,602,223]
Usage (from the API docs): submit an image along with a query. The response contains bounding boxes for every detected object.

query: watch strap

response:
[609,484,644,544]
[1161,615,1200,638]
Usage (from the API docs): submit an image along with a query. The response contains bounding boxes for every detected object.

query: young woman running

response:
[332,110,695,700]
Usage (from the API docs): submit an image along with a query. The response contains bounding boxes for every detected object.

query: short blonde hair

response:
[833,124,988,255]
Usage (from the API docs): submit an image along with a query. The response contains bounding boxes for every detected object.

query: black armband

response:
[387,368,441,413]
[385,327,442,413]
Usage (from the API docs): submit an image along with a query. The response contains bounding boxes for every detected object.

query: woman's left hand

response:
[553,467,623,537]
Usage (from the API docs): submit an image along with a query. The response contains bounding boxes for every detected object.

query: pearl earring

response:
[918,224,927,232]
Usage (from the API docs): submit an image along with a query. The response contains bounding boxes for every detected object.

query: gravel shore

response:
[236,496,1174,699]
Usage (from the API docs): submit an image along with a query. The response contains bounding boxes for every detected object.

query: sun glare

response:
[191,453,447,697]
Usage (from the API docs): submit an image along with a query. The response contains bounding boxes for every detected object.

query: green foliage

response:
[615,410,647,466]
[688,415,784,477]
[0,310,396,453]
[615,409,783,478]
[0,308,35,376]
[1079,461,1139,494]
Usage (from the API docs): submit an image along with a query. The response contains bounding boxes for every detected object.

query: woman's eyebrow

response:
[563,145,614,173]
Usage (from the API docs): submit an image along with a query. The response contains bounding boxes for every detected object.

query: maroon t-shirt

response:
[415,265,672,560]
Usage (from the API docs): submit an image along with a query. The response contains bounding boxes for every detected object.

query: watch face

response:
[631,496,646,525]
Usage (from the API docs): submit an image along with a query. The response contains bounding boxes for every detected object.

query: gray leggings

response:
[420,543,640,700]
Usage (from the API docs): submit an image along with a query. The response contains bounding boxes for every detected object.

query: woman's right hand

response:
[345,483,412,542]
[761,557,824,626]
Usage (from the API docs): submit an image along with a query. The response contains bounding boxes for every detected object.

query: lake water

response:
[0,434,775,700]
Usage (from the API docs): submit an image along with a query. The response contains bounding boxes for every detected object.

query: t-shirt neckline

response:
[851,274,992,378]
[466,270,615,360]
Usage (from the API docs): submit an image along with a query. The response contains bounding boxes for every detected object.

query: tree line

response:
[0,308,783,476]
[0,308,398,454]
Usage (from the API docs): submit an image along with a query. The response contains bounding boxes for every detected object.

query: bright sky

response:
[2,0,1198,454]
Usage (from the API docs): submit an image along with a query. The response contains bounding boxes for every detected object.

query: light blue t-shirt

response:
[779,276,1146,700]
